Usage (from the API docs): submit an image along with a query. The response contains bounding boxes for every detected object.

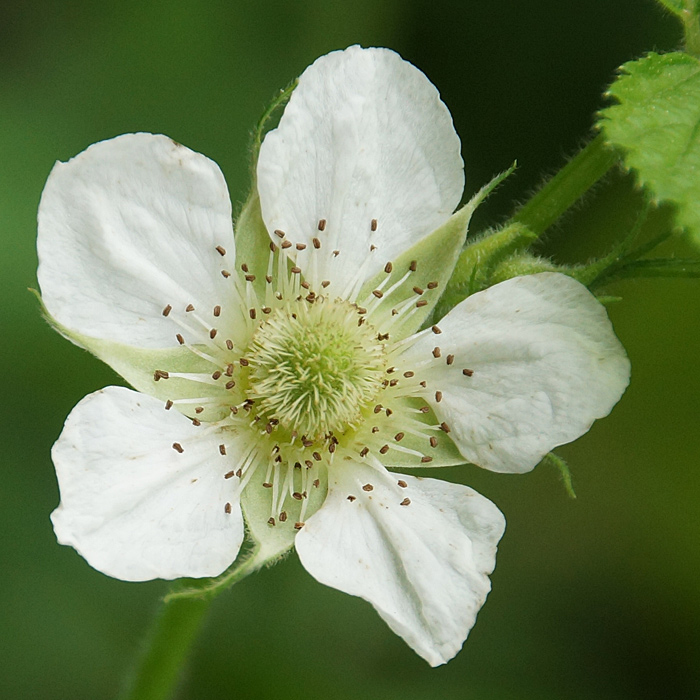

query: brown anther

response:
[420,381,427,387]
[185,304,195,312]
[295,243,307,251]
[274,229,285,238]
[379,445,390,454]
[219,444,227,455]
[225,381,235,390]
[386,367,395,374]
[421,456,433,463]
[230,406,238,415]
[430,436,438,448]
[162,304,172,316]
[224,471,235,479]
[192,418,201,426]
[291,266,302,274]
[371,218,378,231]
[394,432,405,441]
[432,347,441,358]
[398,480,408,488]
[215,245,226,256]
[225,363,234,376]
[262,482,273,488]
[266,275,273,283]
[409,260,417,272]
[370,244,377,251]
[403,371,414,378]
[371,427,380,433]
[374,405,383,413]
[427,281,438,290]
[304,459,313,468]
[462,368,474,376]
[281,240,292,249]
[372,289,383,298]
[226,339,234,350]
[301,281,311,290]
[321,280,330,288]
[347,495,356,502]
[362,484,374,492]
[269,242,278,252]
[225,502,232,514]
[360,447,369,457]
[165,400,173,410]
[416,300,428,307]
[172,442,184,453]
[245,274,256,282]
[313,479,320,488]
[391,308,398,315]
[432,325,442,334]
[209,328,218,339]
[419,406,431,413]
[389,379,398,387]
[235,468,242,477]
[318,218,327,231]
[385,408,393,416]
[293,492,303,501]
[249,309,257,320]
[357,307,367,314]
[221,270,231,278]
[446,354,455,365]
[384,262,393,274]
[268,517,276,526]
[294,522,305,530]
[378,332,389,341]
[176,333,185,345]
[240,358,249,367]
[312,451,322,461]
[435,391,443,402]
[312,237,321,249]
[279,511,288,522]
[153,370,169,381]
[265,423,273,435]
[413,286,424,295]
[241,263,249,272]
[328,442,336,454]
[212,370,222,380]
[440,421,451,433]
[400,498,411,506]
[262,306,272,314]
[302,437,314,447]
[332,250,340,257]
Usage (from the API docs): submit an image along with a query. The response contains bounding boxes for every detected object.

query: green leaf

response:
[600,52,700,246]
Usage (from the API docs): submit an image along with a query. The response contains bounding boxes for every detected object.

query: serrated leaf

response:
[600,52,700,246]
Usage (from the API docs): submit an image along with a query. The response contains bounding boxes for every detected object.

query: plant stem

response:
[512,133,618,236]
[118,590,212,700]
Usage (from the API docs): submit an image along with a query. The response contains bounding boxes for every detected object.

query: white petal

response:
[38,134,236,348]
[295,462,505,666]
[51,386,244,581]
[407,273,630,473]
[257,46,464,295]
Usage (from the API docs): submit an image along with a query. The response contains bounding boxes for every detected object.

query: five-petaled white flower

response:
[38,46,630,666]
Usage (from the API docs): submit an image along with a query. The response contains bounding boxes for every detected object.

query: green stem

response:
[118,590,212,700]
[512,133,618,236]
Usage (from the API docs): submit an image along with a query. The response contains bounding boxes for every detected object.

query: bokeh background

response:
[2,1,698,698]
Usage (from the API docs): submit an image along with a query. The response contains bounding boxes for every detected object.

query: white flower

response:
[37,46,630,666]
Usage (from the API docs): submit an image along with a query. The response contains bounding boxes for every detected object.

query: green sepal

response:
[359,164,515,338]
[600,52,700,247]
[542,452,577,499]
[436,220,537,318]
[32,289,226,419]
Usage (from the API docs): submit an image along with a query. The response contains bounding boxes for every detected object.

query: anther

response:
[384,262,393,274]
[432,347,441,358]
[421,456,433,463]
[266,275,273,283]
[370,245,377,252]
[221,270,231,278]
[432,325,442,334]
[192,418,201,426]
[195,406,204,414]
[274,229,285,238]
[378,332,389,341]
[154,370,169,381]
[372,289,383,299]
[409,260,417,272]
[225,380,235,390]
[446,354,454,365]
[268,517,276,526]
[294,522,305,530]
[176,334,184,345]
[360,447,369,457]
[249,309,257,320]
[263,482,273,488]
[398,480,408,488]
[230,406,238,415]
[165,400,173,410]
[240,358,249,366]
[269,242,277,252]
[312,238,321,249]
[321,280,330,288]
[295,243,307,251]
[332,250,340,257]
[347,495,356,502]
[318,219,327,231]
[400,498,411,506]
[373,404,383,413]
[279,511,288,522]
[212,370,222,380]
[241,264,249,272]
[225,364,234,376]
[225,503,232,514]
[394,432,405,441]
[186,304,195,312]
[245,274,256,282]
[379,445,389,454]
[313,479,320,487]
[262,306,271,314]
[226,339,234,350]
[172,442,184,453]
[304,460,313,468]
[427,281,438,289]
[435,391,443,402]
[389,379,398,387]
[371,218,378,231]
[217,444,226,456]
[209,328,218,339]
[419,406,430,413]
[413,286,424,295]
[215,245,226,256]
[291,266,301,274]
[224,471,235,479]
[162,304,172,316]
[403,371,414,378]
[236,468,242,477]
[416,300,428,307]
[293,492,303,500]
[371,427,380,433]
[385,408,393,416]
[362,484,374,492]
[430,436,438,448]
[281,240,292,249]
[462,368,474,376]
[440,422,451,433]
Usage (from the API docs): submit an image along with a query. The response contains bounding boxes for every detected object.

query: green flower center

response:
[247,297,386,438]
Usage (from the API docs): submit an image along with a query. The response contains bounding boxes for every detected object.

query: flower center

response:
[246,297,385,438]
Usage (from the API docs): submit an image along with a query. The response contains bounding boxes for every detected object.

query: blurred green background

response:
[2,1,698,698]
